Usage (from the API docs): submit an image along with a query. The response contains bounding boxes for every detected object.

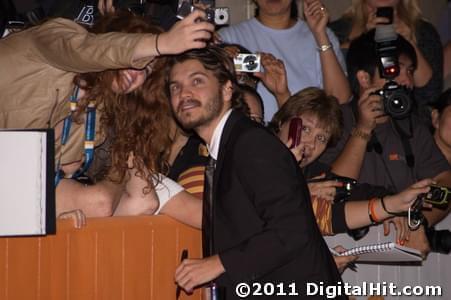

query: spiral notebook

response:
[339,242,422,262]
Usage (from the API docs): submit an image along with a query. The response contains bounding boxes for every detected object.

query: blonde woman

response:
[329,0,442,119]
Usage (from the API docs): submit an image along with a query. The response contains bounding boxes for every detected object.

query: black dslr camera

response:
[308,175,357,203]
[373,9,413,119]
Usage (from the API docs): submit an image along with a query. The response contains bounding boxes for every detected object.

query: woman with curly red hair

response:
[0,10,213,226]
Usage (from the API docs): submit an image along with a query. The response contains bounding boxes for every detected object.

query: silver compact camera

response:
[233,53,261,73]
[176,0,229,25]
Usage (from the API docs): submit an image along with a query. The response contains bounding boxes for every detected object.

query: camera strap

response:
[54,86,96,186]
[391,117,414,168]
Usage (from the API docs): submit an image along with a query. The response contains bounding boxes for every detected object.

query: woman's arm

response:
[32,11,214,73]
[304,0,351,103]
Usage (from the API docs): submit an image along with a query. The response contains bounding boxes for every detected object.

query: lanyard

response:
[55,87,96,186]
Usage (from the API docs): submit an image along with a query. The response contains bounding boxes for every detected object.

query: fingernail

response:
[396,239,400,244]
[400,240,405,246]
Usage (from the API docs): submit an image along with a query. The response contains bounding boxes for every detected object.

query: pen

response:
[176,249,189,300]
[329,247,358,272]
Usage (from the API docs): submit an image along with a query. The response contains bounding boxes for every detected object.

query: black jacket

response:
[210,110,345,299]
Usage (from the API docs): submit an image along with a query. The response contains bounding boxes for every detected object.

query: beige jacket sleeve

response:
[31,18,154,73]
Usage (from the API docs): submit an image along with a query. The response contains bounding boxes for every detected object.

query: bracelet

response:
[155,33,161,56]
[368,198,376,224]
[351,127,371,141]
[317,44,333,52]
[368,198,382,224]
[381,196,406,217]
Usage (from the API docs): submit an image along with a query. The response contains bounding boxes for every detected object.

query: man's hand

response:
[331,245,358,274]
[254,52,290,106]
[308,174,343,202]
[356,87,385,133]
[175,255,225,294]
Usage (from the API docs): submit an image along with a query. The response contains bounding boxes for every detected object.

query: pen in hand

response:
[176,249,189,300]
[329,247,358,272]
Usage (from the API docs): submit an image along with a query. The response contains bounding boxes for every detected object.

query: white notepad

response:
[0,129,55,236]
[339,242,422,262]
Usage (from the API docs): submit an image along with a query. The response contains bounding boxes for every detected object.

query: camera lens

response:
[243,55,258,71]
[384,86,412,119]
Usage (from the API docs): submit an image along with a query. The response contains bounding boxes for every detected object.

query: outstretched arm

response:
[304,0,351,103]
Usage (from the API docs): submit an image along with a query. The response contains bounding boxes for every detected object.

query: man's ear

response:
[431,109,440,130]
[356,70,371,89]
[222,80,233,103]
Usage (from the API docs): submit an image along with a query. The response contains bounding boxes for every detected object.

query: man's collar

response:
[207,109,233,160]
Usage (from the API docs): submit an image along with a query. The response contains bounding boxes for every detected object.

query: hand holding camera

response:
[367,7,415,44]
[177,0,229,25]
[158,9,214,55]
[253,52,290,105]
[307,174,347,202]
[308,174,357,203]
[356,87,385,132]
[408,184,450,230]
[366,6,393,32]
[383,178,433,216]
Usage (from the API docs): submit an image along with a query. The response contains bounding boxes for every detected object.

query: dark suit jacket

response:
[211,110,344,299]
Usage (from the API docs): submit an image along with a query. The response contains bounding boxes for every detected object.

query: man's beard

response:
[176,90,224,130]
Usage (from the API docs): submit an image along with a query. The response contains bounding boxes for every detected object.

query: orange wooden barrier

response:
[0,215,202,300]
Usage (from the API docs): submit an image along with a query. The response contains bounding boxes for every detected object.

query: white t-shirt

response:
[219,18,346,121]
[153,174,184,214]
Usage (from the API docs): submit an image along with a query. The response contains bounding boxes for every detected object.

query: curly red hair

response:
[74,11,172,191]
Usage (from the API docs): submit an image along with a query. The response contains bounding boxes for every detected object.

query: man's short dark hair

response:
[165,46,246,112]
[346,29,418,97]
[432,88,451,114]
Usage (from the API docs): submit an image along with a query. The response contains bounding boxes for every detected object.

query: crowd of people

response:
[1,0,450,298]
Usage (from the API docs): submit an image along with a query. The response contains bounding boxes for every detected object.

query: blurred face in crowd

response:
[243,91,264,124]
[432,106,451,152]
[168,59,231,131]
[255,0,293,17]
[111,63,153,94]
[366,0,400,9]
[277,113,331,168]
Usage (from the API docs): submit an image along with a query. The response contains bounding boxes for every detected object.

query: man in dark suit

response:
[168,46,344,299]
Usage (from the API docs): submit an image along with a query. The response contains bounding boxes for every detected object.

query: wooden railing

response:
[0,216,202,300]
